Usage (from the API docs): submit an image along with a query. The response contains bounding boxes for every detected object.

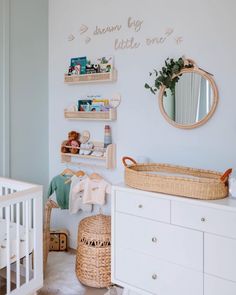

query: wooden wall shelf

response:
[64,108,117,121]
[64,69,117,84]
[61,143,116,169]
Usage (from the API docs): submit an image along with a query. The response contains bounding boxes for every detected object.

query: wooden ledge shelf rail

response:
[61,143,116,169]
[62,145,106,153]
[64,69,117,84]
[64,108,117,121]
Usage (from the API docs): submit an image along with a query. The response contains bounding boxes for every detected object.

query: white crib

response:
[0,177,43,295]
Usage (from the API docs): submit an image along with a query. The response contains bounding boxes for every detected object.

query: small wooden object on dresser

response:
[76,214,111,288]
[49,229,69,251]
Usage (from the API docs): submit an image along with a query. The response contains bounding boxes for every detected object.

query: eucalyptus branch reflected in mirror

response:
[164,72,214,125]
[145,57,219,129]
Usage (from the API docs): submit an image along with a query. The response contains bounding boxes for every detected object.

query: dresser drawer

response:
[115,212,203,271]
[172,201,236,238]
[114,248,203,295]
[204,275,236,295]
[205,234,236,282]
[115,190,170,223]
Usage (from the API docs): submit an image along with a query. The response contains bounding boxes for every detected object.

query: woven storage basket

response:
[76,214,111,288]
[123,157,232,200]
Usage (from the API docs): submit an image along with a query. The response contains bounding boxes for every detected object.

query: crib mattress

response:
[0,219,34,269]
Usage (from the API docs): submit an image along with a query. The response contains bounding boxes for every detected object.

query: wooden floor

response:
[0,277,15,295]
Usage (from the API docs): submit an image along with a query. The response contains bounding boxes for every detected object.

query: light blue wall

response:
[9,0,49,191]
[0,0,4,175]
[0,0,49,193]
[0,0,10,177]
[49,0,236,247]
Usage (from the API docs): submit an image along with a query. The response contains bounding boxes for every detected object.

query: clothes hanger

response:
[64,169,86,184]
[75,170,86,178]
[61,168,75,176]
[89,172,103,180]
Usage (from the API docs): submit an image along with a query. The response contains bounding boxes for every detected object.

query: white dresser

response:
[111,185,236,295]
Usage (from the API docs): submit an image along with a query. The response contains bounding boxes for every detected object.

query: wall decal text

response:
[76,17,184,50]
[114,37,141,50]
[93,24,122,35]
[80,24,88,35]
[127,17,143,32]
[68,34,75,42]
[145,28,174,47]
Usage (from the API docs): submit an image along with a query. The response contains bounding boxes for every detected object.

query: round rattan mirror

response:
[158,64,219,129]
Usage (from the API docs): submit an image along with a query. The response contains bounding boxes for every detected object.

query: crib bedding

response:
[0,219,34,269]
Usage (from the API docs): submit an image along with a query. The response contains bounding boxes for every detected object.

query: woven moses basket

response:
[76,214,111,288]
[123,157,232,200]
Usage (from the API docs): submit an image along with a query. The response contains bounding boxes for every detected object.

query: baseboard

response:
[68,248,77,255]
[69,237,77,250]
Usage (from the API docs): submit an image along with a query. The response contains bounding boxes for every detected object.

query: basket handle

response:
[122,157,137,167]
[220,168,232,183]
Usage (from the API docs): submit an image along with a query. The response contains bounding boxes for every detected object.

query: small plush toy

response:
[68,66,75,76]
[93,64,100,73]
[86,63,100,74]
[70,140,80,154]
[61,131,80,154]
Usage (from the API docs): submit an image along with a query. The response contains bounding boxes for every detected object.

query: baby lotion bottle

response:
[104,125,112,148]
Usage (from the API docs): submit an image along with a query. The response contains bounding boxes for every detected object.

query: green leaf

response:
[145,56,191,97]
[150,88,156,95]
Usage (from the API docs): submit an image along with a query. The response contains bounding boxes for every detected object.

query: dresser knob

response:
[201,217,206,222]
[138,204,143,209]
[152,237,158,243]
[152,274,158,280]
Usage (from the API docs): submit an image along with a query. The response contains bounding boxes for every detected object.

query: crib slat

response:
[29,198,32,229]
[7,188,13,222]
[0,187,5,218]
[6,206,11,294]
[33,196,43,279]
[22,201,26,226]
[25,200,30,283]
[16,202,20,289]
[11,205,14,222]
[0,179,43,294]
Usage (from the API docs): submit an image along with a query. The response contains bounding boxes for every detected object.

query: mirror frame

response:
[158,66,219,129]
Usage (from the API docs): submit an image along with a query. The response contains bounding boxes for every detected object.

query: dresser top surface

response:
[113,183,236,212]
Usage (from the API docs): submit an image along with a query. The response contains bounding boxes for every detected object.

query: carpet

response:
[38,252,86,295]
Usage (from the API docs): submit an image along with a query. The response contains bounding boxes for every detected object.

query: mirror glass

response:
[162,72,215,126]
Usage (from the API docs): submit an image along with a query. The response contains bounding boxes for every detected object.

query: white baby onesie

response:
[73,178,111,206]
[69,175,92,214]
